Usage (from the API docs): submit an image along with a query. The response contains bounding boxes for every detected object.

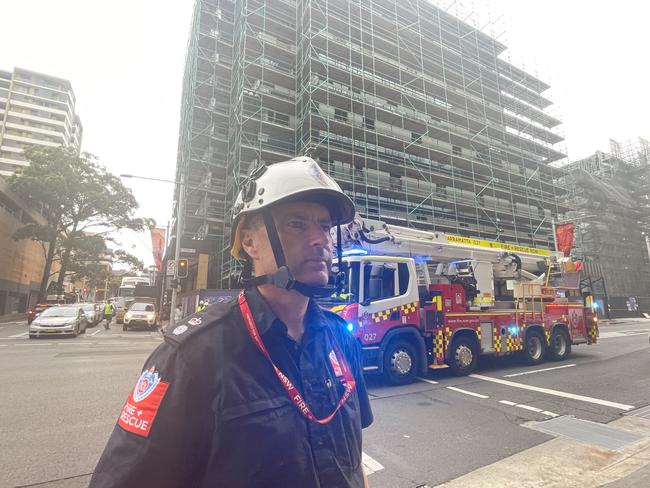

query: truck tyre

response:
[448,336,478,376]
[523,330,546,365]
[383,340,418,386]
[548,328,571,361]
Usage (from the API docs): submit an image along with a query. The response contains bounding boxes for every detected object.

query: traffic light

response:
[178,259,188,278]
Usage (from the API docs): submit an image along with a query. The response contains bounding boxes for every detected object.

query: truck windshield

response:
[118,287,135,298]
[317,261,360,307]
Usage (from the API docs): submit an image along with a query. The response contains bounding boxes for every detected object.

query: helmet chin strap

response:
[240,210,342,298]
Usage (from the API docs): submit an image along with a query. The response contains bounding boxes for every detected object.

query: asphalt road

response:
[0,318,649,487]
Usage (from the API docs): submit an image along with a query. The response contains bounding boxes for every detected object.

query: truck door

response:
[358,261,416,344]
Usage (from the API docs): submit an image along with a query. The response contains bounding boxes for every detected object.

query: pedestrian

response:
[103,301,114,330]
[90,157,373,487]
[196,300,206,313]
[174,304,183,323]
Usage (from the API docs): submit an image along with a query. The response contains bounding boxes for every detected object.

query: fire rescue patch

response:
[173,325,188,335]
[188,317,202,326]
[118,367,169,438]
[329,350,343,377]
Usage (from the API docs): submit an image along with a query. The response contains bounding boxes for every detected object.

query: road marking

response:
[446,386,489,399]
[417,377,439,385]
[470,374,635,411]
[500,399,559,417]
[516,404,543,413]
[504,364,576,378]
[0,344,8,347]
[542,410,559,417]
[362,452,384,475]
[89,330,102,336]
[15,343,53,346]
[58,342,94,345]
[8,332,28,338]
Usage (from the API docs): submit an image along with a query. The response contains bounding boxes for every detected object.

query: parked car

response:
[78,303,101,327]
[29,306,88,338]
[123,302,158,331]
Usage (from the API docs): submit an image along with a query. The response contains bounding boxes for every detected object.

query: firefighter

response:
[90,157,373,488]
[196,300,206,312]
[103,301,114,330]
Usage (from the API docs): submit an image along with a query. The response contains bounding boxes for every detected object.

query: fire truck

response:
[324,216,599,385]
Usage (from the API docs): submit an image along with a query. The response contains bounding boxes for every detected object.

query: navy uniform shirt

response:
[90,287,373,487]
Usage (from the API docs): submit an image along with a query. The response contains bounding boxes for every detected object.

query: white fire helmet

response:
[230,156,355,260]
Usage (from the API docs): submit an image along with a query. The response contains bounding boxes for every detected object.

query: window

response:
[398,263,409,295]
[363,263,397,302]
[452,145,462,156]
[412,132,423,144]
[364,117,375,130]
[334,108,347,122]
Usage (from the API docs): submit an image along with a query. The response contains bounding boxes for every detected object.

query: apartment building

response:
[0,67,82,176]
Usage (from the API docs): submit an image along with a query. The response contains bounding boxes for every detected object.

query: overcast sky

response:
[2,1,648,267]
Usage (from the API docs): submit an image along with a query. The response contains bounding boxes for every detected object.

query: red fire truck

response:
[324,217,599,385]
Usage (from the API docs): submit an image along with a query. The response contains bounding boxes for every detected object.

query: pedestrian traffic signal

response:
[178,259,188,278]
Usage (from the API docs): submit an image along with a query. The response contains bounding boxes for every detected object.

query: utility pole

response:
[169,170,186,329]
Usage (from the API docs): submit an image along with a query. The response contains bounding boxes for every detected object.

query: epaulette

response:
[164,302,233,347]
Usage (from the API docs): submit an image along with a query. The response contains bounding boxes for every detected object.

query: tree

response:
[9,147,149,302]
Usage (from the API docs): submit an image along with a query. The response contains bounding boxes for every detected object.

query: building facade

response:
[0,178,50,314]
[559,139,650,317]
[0,67,82,176]
[174,0,568,288]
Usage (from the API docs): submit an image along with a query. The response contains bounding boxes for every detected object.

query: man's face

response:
[241,201,334,286]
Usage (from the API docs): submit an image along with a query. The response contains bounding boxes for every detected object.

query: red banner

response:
[555,223,574,257]
[150,227,166,272]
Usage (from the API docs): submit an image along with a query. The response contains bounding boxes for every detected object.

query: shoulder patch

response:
[164,303,233,347]
[118,366,169,437]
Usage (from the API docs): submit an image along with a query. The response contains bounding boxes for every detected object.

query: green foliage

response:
[9,146,150,300]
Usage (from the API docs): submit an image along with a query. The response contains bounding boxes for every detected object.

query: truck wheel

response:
[448,336,478,376]
[383,340,417,386]
[548,328,571,361]
[523,330,546,365]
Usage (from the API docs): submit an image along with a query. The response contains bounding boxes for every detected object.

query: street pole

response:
[551,218,558,253]
[169,170,186,329]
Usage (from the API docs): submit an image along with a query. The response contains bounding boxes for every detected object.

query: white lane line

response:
[0,344,8,347]
[446,386,489,399]
[542,410,559,417]
[362,452,384,475]
[15,343,53,346]
[8,332,28,338]
[89,330,102,336]
[499,400,517,406]
[417,377,439,385]
[504,364,576,378]
[516,404,543,413]
[58,342,94,345]
[470,374,635,411]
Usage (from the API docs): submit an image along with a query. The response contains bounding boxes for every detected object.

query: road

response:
[0,318,649,487]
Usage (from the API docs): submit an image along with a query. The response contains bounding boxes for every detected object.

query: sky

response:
[1,1,649,267]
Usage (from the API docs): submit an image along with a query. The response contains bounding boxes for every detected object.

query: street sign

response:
[166,260,176,276]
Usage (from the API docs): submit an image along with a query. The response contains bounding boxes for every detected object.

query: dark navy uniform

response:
[90,287,373,487]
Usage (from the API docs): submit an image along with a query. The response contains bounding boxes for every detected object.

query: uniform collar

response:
[244,287,328,338]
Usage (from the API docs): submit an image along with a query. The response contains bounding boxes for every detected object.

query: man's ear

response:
[240,227,258,261]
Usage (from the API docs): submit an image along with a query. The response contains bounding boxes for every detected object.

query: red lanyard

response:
[238,292,356,425]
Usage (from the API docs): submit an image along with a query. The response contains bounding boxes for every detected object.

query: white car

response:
[123,302,158,331]
[29,306,88,338]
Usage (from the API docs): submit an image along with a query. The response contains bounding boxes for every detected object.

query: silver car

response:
[80,303,100,327]
[29,306,88,338]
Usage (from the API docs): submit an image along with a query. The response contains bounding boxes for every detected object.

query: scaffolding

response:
[559,145,650,316]
[176,0,570,289]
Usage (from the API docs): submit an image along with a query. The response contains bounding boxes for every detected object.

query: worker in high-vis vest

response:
[196,300,206,313]
[103,301,114,330]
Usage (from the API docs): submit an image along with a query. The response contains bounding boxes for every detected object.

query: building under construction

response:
[559,137,650,317]
[174,0,569,289]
